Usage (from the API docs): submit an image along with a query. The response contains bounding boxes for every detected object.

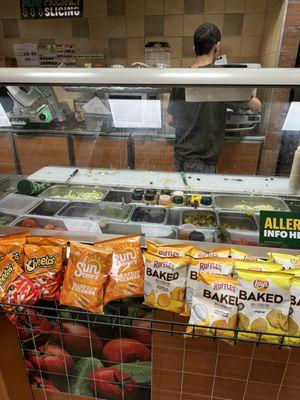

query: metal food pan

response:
[88,202,133,222]
[180,209,217,228]
[101,222,177,239]
[0,194,43,215]
[56,201,96,218]
[0,212,17,226]
[102,190,133,204]
[213,194,289,212]
[214,230,259,246]
[130,205,168,225]
[284,199,300,212]
[39,185,109,202]
[218,211,258,231]
[28,200,67,217]
[11,215,67,231]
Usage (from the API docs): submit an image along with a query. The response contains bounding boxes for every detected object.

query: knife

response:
[66,168,79,184]
[180,171,188,186]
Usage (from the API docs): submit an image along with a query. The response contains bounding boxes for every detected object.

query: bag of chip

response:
[237,270,292,342]
[286,276,300,345]
[147,241,194,257]
[187,247,230,259]
[184,257,235,315]
[96,235,145,304]
[234,260,282,272]
[186,273,238,340]
[268,253,300,270]
[27,236,67,261]
[60,242,112,313]
[143,251,190,314]
[0,237,27,266]
[0,255,39,323]
[231,248,264,261]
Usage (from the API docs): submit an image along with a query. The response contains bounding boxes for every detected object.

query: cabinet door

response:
[217,142,262,175]
[0,133,16,174]
[15,135,70,175]
[134,139,176,171]
[73,137,128,169]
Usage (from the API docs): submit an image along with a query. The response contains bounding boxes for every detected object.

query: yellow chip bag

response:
[282,268,300,276]
[234,260,282,272]
[188,247,230,259]
[237,270,292,342]
[286,277,300,344]
[147,241,194,257]
[143,251,190,314]
[185,257,235,315]
[231,248,264,261]
[186,273,238,340]
[268,252,300,270]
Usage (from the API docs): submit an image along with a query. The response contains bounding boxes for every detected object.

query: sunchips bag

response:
[268,252,300,270]
[24,242,65,301]
[186,273,238,340]
[234,260,282,273]
[231,248,264,262]
[237,270,292,342]
[143,251,190,314]
[147,241,194,257]
[185,257,235,315]
[188,247,230,259]
[97,235,145,304]
[286,277,300,344]
[60,242,112,313]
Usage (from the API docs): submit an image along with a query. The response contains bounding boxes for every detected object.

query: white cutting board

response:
[28,167,77,184]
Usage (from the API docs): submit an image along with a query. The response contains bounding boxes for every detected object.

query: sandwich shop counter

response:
[0,68,299,400]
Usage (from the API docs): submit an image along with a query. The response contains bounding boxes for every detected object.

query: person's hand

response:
[248,96,261,112]
[166,113,174,126]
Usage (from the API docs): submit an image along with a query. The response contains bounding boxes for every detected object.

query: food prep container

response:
[284,199,300,212]
[0,177,17,195]
[0,212,17,226]
[102,190,133,203]
[39,185,108,201]
[213,194,289,212]
[88,203,133,222]
[214,230,259,246]
[28,200,67,217]
[218,211,258,231]
[180,209,217,228]
[130,206,168,225]
[11,216,67,231]
[0,194,42,215]
[56,202,96,219]
[101,222,177,239]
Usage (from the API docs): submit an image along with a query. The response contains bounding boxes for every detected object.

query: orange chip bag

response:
[187,247,230,259]
[60,242,112,313]
[147,241,194,257]
[27,236,67,261]
[96,235,145,304]
[0,237,26,266]
[24,244,64,300]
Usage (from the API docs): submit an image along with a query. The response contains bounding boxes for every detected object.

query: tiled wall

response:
[152,311,300,400]
[0,0,283,67]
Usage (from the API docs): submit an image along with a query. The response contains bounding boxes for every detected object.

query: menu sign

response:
[260,211,300,248]
[20,0,83,19]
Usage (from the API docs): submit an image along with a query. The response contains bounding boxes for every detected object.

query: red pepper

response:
[89,368,137,400]
[103,338,151,363]
[17,309,51,345]
[32,376,60,393]
[28,344,74,375]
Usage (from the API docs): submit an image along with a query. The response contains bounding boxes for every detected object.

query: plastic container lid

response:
[0,194,42,215]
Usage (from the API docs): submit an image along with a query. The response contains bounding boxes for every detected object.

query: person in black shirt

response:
[167,23,261,173]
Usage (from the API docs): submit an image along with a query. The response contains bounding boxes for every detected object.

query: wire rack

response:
[1,300,300,399]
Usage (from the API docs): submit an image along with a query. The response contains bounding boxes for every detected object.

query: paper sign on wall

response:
[20,0,83,19]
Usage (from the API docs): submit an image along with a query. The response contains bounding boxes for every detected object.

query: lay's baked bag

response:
[187,247,230,259]
[147,241,194,257]
[186,273,238,340]
[231,248,264,261]
[143,251,190,314]
[237,270,292,342]
[286,276,300,344]
[268,252,300,270]
[234,260,282,273]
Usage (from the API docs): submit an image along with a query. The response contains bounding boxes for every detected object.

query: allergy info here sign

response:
[260,211,300,248]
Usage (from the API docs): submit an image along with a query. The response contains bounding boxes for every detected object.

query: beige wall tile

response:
[106,58,128,66]
[166,37,182,57]
[72,38,92,52]
[85,0,107,16]
[223,13,244,35]
[181,57,194,67]
[246,0,267,12]
[126,0,145,15]
[260,29,273,56]
[205,0,225,13]
[126,16,145,37]
[108,16,126,38]
[145,15,164,36]
[182,36,194,57]
[19,19,72,39]
[165,0,184,14]
[240,35,263,57]
[127,38,145,58]
[261,52,278,67]
[109,38,127,57]
[0,38,16,57]
[203,13,224,31]
[0,1,20,18]
[170,58,182,67]
[239,56,261,63]
[164,15,184,37]
[185,0,205,14]
[89,17,108,38]
[107,0,126,15]
[145,0,165,15]
[225,0,246,13]
[72,18,90,38]
[145,36,164,42]
[243,13,265,36]
[183,15,204,36]
[221,35,241,56]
